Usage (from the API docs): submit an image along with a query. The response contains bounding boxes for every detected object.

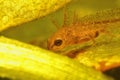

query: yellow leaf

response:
[0,36,113,80]
[0,0,71,31]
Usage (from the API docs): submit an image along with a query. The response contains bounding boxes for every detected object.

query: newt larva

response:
[47,8,120,55]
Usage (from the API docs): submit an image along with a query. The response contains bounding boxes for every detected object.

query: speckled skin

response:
[48,23,105,52]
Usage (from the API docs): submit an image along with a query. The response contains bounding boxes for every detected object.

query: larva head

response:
[47,27,72,52]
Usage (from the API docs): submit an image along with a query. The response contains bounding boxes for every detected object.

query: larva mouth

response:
[47,39,51,50]
[47,40,55,51]
[47,44,54,50]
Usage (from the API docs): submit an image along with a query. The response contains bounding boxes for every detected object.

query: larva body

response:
[47,23,105,52]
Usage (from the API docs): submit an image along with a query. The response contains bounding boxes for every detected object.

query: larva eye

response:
[54,39,63,46]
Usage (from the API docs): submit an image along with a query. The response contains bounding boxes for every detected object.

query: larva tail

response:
[79,8,120,25]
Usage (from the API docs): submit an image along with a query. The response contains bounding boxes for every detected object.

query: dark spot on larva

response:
[95,31,99,37]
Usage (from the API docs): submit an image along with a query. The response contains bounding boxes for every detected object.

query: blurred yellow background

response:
[1,0,120,49]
